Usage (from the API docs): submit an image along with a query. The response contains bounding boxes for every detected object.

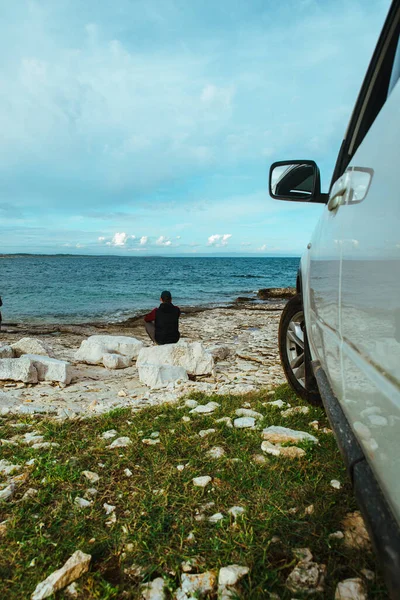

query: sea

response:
[0,255,300,324]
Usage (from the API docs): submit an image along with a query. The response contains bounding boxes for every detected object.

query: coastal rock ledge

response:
[75,335,143,366]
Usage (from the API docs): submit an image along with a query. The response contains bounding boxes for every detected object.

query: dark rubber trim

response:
[313,361,400,599]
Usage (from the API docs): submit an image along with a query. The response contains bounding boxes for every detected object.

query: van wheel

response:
[278,294,322,405]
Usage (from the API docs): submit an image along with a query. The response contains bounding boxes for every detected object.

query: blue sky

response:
[0,0,390,255]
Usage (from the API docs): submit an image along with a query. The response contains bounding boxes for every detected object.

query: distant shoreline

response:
[0,253,301,259]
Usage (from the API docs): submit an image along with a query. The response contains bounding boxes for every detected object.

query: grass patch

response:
[0,385,388,598]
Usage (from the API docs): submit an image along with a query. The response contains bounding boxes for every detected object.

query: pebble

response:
[182,416,191,423]
[304,504,314,515]
[141,576,166,600]
[199,429,216,438]
[309,420,319,430]
[335,577,366,600]
[176,464,185,471]
[208,512,224,523]
[281,406,310,417]
[31,550,91,600]
[185,399,198,408]
[330,479,341,489]
[218,564,249,586]
[190,402,220,414]
[262,426,318,445]
[329,531,344,540]
[101,430,118,439]
[267,399,287,408]
[286,560,326,594]
[0,485,15,501]
[82,471,100,484]
[32,442,60,449]
[0,459,21,475]
[124,468,133,477]
[192,476,212,488]
[175,571,217,598]
[207,446,226,459]
[235,408,263,419]
[22,488,38,501]
[215,417,233,428]
[108,437,132,449]
[150,431,160,439]
[65,582,78,598]
[233,417,255,429]
[252,453,268,464]
[228,506,245,518]
[74,497,92,508]
[103,503,116,515]
[142,438,160,445]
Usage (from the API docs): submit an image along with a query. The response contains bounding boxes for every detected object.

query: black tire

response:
[278,293,322,405]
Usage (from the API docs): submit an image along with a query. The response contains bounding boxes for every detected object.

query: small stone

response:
[190,402,220,414]
[22,488,38,501]
[208,512,224,523]
[141,576,166,599]
[185,399,198,408]
[270,536,280,543]
[215,417,233,428]
[0,484,15,501]
[103,503,116,515]
[0,459,21,476]
[142,438,160,445]
[286,560,326,594]
[108,437,132,449]
[150,431,160,439]
[85,488,98,498]
[233,417,255,429]
[199,428,216,438]
[105,512,117,526]
[261,440,281,456]
[330,479,341,489]
[207,446,226,459]
[342,511,371,550]
[0,520,8,537]
[182,416,191,423]
[293,548,313,563]
[118,389,128,397]
[31,550,91,600]
[176,571,217,598]
[304,504,314,515]
[228,506,245,518]
[329,531,344,540]
[267,399,287,408]
[65,582,78,598]
[152,488,164,496]
[360,569,374,581]
[124,468,133,477]
[32,442,60,449]
[281,406,310,417]
[218,564,249,586]
[177,464,185,471]
[335,578,366,600]
[74,497,92,509]
[185,532,196,544]
[262,426,318,445]
[309,421,319,430]
[101,429,118,439]
[82,471,99,484]
[192,476,212,488]
[235,408,263,419]
[252,453,268,464]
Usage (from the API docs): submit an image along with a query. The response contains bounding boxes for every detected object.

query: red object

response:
[144,307,157,322]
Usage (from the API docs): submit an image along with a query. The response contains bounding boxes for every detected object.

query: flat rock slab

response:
[138,364,188,389]
[31,550,91,600]
[24,354,73,385]
[262,426,318,445]
[12,337,55,358]
[190,402,220,415]
[102,353,131,370]
[0,357,38,383]
[234,417,256,429]
[0,345,14,359]
[75,335,143,365]
[137,341,214,376]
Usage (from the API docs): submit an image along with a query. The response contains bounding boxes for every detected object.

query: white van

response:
[269,1,400,597]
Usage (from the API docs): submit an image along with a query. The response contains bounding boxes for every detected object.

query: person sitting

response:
[143,290,180,345]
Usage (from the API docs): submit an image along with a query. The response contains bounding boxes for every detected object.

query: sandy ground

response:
[0,301,286,419]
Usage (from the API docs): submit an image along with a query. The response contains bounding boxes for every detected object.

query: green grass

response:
[0,385,388,598]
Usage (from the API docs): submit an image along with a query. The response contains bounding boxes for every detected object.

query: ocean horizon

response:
[0,255,300,324]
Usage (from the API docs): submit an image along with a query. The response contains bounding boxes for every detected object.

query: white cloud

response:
[207,234,232,246]
[111,232,135,247]
[156,235,172,247]
[258,244,267,251]
[98,236,106,243]
[140,236,149,245]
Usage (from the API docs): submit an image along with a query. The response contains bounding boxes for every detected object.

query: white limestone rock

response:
[0,345,14,359]
[31,550,91,600]
[0,357,38,383]
[102,353,131,370]
[190,402,220,415]
[262,426,318,445]
[137,341,214,376]
[12,337,55,358]
[235,408,263,419]
[192,476,212,488]
[208,512,224,523]
[209,345,232,361]
[228,506,246,518]
[75,335,143,365]
[82,471,99,484]
[139,364,188,390]
[175,571,217,599]
[261,440,305,459]
[141,577,166,600]
[207,446,226,459]
[0,459,21,475]
[335,578,366,600]
[108,437,132,449]
[74,497,92,509]
[286,560,326,595]
[24,354,73,385]
[234,417,256,429]
[218,565,249,586]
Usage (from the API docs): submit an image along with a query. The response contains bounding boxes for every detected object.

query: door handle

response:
[327,186,347,211]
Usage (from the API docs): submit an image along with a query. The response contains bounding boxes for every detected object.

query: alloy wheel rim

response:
[286,310,305,388]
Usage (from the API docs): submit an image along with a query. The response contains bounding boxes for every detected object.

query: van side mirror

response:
[269,160,328,203]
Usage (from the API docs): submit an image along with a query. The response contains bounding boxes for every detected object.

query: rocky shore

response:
[0,293,291,419]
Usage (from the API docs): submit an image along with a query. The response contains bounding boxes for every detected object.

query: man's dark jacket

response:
[144,303,180,345]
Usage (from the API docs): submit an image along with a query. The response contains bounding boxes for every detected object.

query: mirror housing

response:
[269,160,328,203]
